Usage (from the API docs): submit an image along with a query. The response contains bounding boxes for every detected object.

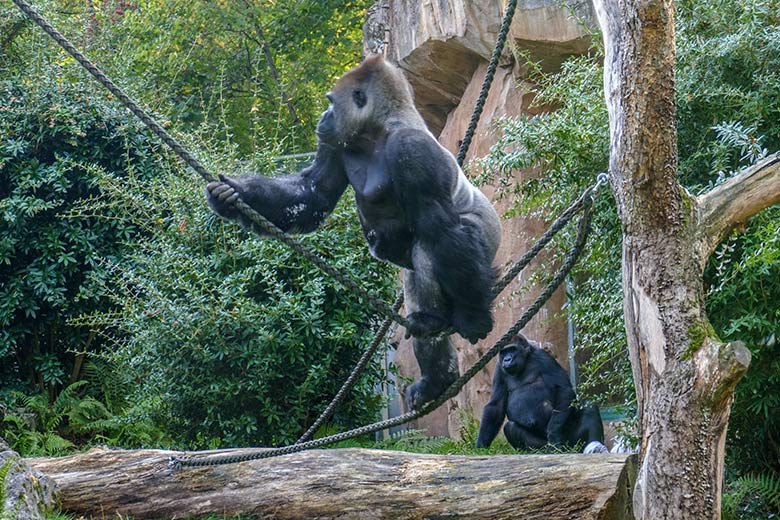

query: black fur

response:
[206,57,501,410]
[475,335,604,450]
[207,143,348,235]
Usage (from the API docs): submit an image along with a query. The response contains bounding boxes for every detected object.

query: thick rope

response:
[456,0,519,166]
[12,0,409,329]
[10,0,215,182]
[172,196,594,467]
[14,0,608,468]
[294,0,523,432]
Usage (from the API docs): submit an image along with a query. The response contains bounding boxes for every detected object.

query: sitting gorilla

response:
[476,335,606,452]
[206,55,502,410]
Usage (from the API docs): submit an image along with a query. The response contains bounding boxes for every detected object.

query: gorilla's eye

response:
[353,89,367,108]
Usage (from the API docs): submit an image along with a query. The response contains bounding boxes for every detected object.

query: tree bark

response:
[697,153,780,257]
[28,447,637,519]
[593,1,780,519]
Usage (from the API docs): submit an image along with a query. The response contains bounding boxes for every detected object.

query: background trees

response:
[1,0,778,515]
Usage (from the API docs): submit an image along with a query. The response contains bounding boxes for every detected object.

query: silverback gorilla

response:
[476,335,606,451]
[206,56,502,409]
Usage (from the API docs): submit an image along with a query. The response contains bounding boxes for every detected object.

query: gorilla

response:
[206,55,502,409]
[476,335,606,452]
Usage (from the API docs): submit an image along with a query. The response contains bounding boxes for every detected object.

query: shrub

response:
[79,151,398,448]
[0,67,162,395]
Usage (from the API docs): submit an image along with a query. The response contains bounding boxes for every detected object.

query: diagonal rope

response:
[296,174,604,444]
[295,293,404,444]
[11,0,409,329]
[13,0,610,468]
[295,0,523,436]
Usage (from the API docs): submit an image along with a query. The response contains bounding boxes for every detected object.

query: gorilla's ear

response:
[353,89,367,108]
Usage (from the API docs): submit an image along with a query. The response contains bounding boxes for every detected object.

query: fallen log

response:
[29,447,636,519]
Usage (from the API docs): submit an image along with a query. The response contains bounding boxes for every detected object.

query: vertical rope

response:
[456,0,519,166]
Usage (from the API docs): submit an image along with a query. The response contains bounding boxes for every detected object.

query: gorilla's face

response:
[499,339,531,376]
[316,84,372,147]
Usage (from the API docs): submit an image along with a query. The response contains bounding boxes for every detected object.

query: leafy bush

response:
[2,0,390,452]
[0,381,111,456]
[677,0,780,476]
[77,147,398,448]
[722,472,780,520]
[0,64,163,395]
[477,49,629,405]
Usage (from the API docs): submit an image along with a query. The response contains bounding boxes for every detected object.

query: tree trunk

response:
[593,0,780,518]
[28,447,637,519]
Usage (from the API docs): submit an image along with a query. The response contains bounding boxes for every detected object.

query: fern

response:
[0,459,10,514]
[723,472,780,519]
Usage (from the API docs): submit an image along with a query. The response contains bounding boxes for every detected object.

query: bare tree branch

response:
[696,153,780,256]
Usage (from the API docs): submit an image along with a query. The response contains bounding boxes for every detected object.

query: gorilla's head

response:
[499,335,533,376]
[317,55,417,146]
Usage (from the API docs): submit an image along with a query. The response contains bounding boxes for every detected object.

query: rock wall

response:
[368,0,595,436]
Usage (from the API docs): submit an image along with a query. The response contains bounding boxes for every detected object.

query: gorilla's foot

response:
[583,441,609,454]
[404,372,457,410]
[404,312,448,339]
[451,307,493,344]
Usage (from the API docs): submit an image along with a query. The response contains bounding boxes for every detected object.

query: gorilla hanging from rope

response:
[206,56,502,409]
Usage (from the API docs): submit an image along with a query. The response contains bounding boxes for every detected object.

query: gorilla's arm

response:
[386,129,497,343]
[475,364,508,448]
[206,141,348,234]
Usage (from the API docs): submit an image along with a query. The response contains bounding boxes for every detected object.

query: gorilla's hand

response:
[404,373,456,410]
[205,175,242,220]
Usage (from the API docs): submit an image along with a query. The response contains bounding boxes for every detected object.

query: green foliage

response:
[479,0,780,479]
[0,55,163,396]
[678,0,780,476]
[708,209,780,474]
[76,147,398,448]
[676,0,780,188]
[477,48,629,405]
[368,413,585,456]
[92,0,372,152]
[723,472,780,520]
[1,381,108,456]
[2,0,385,453]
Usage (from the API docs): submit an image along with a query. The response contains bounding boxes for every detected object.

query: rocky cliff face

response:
[367,0,595,436]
